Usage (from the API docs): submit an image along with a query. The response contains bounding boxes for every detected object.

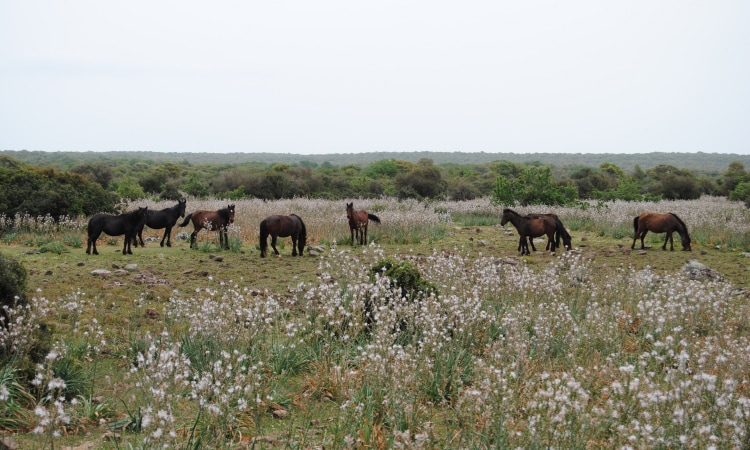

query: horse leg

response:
[123,232,132,255]
[639,231,648,249]
[221,229,229,250]
[160,227,169,247]
[362,225,367,245]
[86,232,100,255]
[271,236,280,255]
[350,227,355,246]
[190,230,198,248]
[664,232,673,251]
[291,236,298,256]
[528,236,537,252]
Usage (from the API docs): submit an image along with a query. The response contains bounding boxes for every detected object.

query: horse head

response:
[178,198,187,217]
[227,204,236,223]
[346,202,354,219]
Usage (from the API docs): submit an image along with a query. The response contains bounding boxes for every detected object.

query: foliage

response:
[369,258,436,301]
[0,165,118,219]
[492,166,578,206]
[729,181,750,208]
[0,252,28,326]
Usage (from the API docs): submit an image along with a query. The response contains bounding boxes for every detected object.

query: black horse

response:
[133,199,187,248]
[259,214,307,257]
[86,207,148,255]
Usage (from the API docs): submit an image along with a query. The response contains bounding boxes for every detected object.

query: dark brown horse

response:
[346,202,381,246]
[133,199,187,248]
[86,207,148,255]
[179,204,235,249]
[632,212,691,251]
[526,213,573,251]
[500,208,561,255]
[259,214,307,257]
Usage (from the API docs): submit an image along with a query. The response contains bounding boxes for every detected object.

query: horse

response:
[500,208,560,255]
[632,212,692,251]
[86,207,148,255]
[132,199,187,248]
[259,214,307,257]
[179,204,235,249]
[526,213,573,251]
[346,202,381,246]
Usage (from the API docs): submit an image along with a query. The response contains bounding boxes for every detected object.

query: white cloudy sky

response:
[1,1,748,155]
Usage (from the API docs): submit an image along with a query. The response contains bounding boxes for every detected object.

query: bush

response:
[369,258,436,302]
[0,253,28,321]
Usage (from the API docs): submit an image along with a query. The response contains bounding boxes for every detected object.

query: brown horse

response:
[526,213,573,251]
[501,208,561,255]
[259,214,307,257]
[180,204,235,249]
[346,202,381,245]
[632,212,692,251]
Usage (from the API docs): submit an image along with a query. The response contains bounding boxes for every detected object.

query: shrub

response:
[369,258,436,302]
[0,253,28,325]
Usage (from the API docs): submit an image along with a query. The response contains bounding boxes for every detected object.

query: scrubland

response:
[1,196,750,449]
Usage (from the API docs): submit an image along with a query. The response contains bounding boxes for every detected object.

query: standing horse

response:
[500,208,560,255]
[259,214,307,257]
[346,202,381,246]
[180,204,235,249]
[86,207,148,255]
[632,212,692,251]
[526,213,573,251]
[133,199,187,248]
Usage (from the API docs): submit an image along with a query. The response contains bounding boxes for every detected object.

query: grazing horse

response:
[86,207,148,255]
[133,199,187,248]
[346,202,381,246]
[526,213,573,251]
[180,204,235,249]
[500,208,560,255]
[632,212,692,251]
[259,214,307,257]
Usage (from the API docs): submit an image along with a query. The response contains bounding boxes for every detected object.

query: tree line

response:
[1,154,749,222]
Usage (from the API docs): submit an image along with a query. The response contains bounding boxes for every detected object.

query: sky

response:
[1,1,749,155]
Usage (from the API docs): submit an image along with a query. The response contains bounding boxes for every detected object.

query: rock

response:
[77,261,85,266]
[740,252,750,258]
[114,269,129,276]
[476,239,487,247]
[124,263,138,271]
[45,270,53,275]
[145,308,160,319]
[91,269,112,278]
[682,259,724,281]
[272,409,290,419]
[211,255,224,262]
[0,437,19,450]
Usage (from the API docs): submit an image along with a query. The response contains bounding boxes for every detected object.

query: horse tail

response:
[179,214,192,227]
[291,214,307,239]
[633,215,639,234]
[368,213,381,224]
[259,219,269,257]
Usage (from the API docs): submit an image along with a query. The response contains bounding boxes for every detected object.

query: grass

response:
[1,196,750,448]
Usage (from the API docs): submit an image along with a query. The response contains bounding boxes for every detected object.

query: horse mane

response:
[669,213,689,234]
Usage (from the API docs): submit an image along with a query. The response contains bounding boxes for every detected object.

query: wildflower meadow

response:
[1,196,750,448]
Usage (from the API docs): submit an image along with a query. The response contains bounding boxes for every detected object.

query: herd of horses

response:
[85,201,693,257]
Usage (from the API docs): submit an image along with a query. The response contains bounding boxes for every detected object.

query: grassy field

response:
[1,197,750,449]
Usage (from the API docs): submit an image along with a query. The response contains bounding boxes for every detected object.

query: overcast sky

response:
[1,1,748,155]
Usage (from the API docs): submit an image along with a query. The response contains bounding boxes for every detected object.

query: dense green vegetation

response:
[1,152,750,219]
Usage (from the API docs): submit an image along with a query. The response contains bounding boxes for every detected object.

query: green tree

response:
[722,162,748,196]
[493,166,577,206]
[729,181,750,208]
